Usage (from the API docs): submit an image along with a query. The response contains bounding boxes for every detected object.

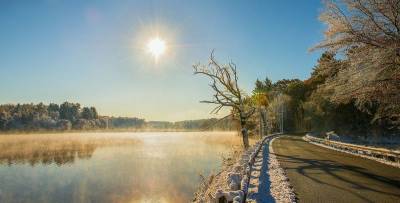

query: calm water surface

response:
[0,131,241,203]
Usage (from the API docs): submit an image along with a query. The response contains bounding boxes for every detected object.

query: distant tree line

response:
[0,102,145,132]
[0,102,232,132]
[146,118,235,131]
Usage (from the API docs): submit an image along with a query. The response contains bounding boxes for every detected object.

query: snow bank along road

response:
[272,135,400,203]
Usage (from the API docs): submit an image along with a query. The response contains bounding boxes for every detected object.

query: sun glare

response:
[147,37,166,61]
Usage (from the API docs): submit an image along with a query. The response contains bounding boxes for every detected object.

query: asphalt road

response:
[272,135,400,203]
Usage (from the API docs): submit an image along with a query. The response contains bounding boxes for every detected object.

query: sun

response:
[146,37,166,61]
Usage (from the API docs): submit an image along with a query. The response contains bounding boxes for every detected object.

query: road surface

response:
[272,135,400,203]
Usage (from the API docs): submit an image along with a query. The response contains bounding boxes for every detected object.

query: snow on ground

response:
[193,134,297,203]
[308,132,400,151]
[303,136,400,169]
[268,137,296,203]
[246,143,275,202]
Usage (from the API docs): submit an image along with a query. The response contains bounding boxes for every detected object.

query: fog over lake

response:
[0,131,241,203]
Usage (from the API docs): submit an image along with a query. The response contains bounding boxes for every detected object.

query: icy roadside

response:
[304,135,400,168]
[268,137,296,203]
[193,134,296,203]
[246,142,274,202]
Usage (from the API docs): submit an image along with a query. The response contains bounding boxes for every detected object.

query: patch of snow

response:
[309,131,400,150]
[214,189,244,203]
[303,136,400,169]
[268,137,297,203]
[227,172,241,190]
[326,131,340,141]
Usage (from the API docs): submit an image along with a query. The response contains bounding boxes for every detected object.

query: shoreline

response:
[0,129,235,135]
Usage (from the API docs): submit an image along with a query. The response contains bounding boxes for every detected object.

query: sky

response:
[0,0,325,121]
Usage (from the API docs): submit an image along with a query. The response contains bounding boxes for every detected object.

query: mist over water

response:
[0,131,241,202]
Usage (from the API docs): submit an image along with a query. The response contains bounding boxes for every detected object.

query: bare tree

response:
[193,51,255,148]
[313,0,400,130]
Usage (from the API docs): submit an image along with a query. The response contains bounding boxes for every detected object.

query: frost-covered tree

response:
[313,0,400,130]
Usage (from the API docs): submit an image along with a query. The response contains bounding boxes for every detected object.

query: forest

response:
[250,0,400,138]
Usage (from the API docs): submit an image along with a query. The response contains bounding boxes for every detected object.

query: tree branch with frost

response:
[312,0,400,129]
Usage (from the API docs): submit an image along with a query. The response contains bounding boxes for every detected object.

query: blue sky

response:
[0,0,324,121]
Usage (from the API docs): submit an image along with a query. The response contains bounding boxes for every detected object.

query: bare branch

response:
[193,51,254,148]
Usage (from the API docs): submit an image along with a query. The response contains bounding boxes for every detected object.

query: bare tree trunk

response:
[241,128,249,149]
[240,113,249,149]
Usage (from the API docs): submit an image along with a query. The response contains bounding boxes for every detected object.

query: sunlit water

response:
[0,131,241,203]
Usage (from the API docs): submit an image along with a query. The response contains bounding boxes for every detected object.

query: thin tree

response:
[193,51,255,148]
[252,92,269,136]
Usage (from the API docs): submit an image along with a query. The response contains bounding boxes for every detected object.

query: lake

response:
[0,131,242,203]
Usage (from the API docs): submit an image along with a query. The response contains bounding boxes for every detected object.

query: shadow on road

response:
[274,136,400,202]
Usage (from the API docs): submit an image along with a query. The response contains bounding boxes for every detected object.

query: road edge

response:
[268,136,297,203]
[303,136,400,169]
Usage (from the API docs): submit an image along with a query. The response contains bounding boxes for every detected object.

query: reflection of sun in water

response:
[146,37,166,61]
